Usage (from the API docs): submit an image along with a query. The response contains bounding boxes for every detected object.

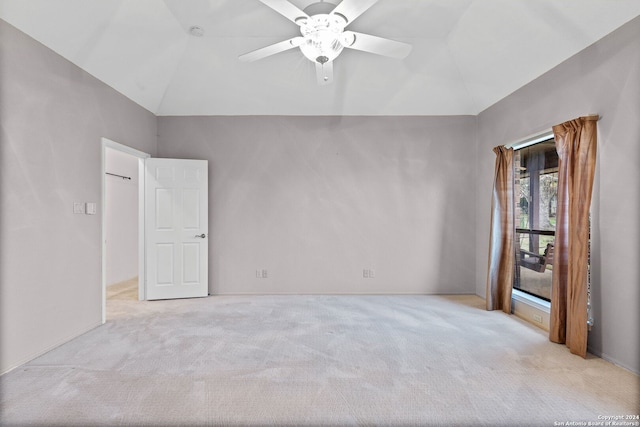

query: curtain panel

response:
[550,116,598,358]
[486,146,514,313]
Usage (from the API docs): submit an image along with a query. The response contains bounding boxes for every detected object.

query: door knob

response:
[195,233,206,238]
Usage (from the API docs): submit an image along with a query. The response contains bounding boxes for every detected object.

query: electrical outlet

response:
[363,269,369,278]
[369,269,375,278]
[256,270,261,278]
[533,314,543,323]
[262,269,268,278]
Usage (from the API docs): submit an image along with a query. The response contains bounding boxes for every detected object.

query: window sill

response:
[512,289,551,330]
[512,289,550,313]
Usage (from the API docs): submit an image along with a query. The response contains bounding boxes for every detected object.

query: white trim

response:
[0,322,102,375]
[137,158,146,301]
[507,130,555,150]
[103,138,149,158]
[512,289,550,312]
[101,138,150,324]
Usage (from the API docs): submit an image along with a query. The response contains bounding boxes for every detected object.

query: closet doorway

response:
[101,138,150,322]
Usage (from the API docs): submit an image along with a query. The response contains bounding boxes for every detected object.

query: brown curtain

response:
[486,146,514,313]
[550,116,598,357]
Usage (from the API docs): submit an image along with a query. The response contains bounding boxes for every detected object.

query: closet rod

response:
[106,172,131,180]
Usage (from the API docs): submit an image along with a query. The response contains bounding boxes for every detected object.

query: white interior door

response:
[145,158,208,300]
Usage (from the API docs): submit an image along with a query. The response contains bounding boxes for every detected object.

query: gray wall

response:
[0,20,157,374]
[158,116,477,295]
[476,16,640,373]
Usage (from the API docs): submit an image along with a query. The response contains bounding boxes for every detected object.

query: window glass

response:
[514,138,557,302]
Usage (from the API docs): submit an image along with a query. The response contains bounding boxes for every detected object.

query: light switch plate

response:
[85,202,97,215]
[73,202,85,214]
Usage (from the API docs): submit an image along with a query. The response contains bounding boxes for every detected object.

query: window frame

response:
[509,131,556,307]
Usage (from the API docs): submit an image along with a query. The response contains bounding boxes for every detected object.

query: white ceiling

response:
[2,0,640,116]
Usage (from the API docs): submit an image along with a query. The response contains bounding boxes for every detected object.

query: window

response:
[513,137,558,302]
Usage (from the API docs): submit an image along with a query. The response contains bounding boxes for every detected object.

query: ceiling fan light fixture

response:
[298,13,347,64]
[299,31,344,64]
[340,31,356,48]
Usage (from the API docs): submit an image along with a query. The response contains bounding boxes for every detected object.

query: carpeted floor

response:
[1,284,638,426]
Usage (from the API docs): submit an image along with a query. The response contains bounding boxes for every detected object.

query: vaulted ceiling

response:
[2,0,639,116]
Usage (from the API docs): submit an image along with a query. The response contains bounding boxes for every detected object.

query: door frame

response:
[101,138,150,323]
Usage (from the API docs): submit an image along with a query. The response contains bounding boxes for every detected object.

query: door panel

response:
[145,158,208,300]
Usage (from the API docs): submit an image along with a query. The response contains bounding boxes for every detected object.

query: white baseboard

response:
[1,322,102,376]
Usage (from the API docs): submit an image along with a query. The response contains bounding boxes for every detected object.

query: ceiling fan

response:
[239,0,412,85]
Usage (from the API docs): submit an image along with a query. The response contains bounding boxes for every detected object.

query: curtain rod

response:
[505,113,600,149]
[106,172,131,180]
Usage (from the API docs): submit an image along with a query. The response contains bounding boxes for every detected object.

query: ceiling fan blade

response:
[239,37,304,62]
[316,61,334,85]
[330,0,378,25]
[342,31,412,59]
[259,0,310,25]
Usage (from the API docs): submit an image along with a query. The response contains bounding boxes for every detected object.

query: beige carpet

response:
[1,285,638,426]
